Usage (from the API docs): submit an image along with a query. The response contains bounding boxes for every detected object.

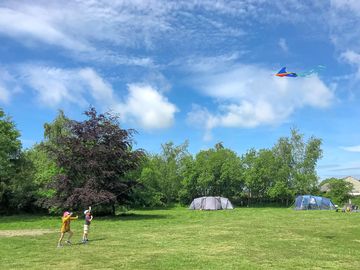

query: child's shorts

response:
[84,225,90,233]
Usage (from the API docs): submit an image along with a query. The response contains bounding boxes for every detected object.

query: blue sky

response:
[0,1,359,180]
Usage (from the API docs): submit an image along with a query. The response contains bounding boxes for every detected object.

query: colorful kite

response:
[275,67,298,77]
[275,65,325,78]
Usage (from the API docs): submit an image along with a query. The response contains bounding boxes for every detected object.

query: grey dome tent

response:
[189,196,234,210]
[294,195,335,210]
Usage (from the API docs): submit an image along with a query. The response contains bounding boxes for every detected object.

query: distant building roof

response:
[343,176,360,196]
[320,183,330,192]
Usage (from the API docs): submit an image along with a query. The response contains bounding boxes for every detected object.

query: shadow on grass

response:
[0,212,172,224]
[97,213,171,222]
[88,237,106,242]
[237,204,292,209]
[73,237,106,245]
[324,235,336,240]
[128,204,184,211]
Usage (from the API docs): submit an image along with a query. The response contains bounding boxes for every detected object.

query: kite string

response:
[69,166,144,212]
[88,181,143,208]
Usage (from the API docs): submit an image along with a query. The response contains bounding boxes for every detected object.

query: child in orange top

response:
[57,211,78,248]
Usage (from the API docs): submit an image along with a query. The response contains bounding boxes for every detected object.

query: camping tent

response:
[294,195,335,210]
[189,196,234,210]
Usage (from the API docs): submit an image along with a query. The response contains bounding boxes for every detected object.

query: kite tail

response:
[298,65,325,77]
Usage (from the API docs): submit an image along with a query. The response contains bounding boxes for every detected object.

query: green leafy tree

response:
[242,149,279,203]
[0,109,22,212]
[179,155,196,204]
[25,145,59,207]
[271,137,293,202]
[135,141,191,206]
[271,128,322,204]
[20,110,70,211]
[7,152,37,211]
[181,144,243,202]
[129,154,166,207]
[157,141,190,203]
[43,110,71,145]
[320,178,353,205]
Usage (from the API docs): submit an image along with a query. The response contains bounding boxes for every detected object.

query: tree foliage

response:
[134,141,191,206]
[0,108,35,213]
[46,107,144,213]
[0,106,327,212]
[0,109,21,211]
[271,128,322,204]
[320,178,353,205]
[24,144,59,208]
[180,144,243,203]
[242,149,279,202]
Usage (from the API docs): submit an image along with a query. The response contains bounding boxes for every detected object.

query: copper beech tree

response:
[46,108,144,214]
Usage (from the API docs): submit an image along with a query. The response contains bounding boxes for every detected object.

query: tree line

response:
[0,107,351,214]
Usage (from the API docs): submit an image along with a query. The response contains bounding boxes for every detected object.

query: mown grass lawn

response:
[1,207,360,269]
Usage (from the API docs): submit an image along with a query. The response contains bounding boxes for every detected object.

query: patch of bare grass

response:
[0,229,55,237]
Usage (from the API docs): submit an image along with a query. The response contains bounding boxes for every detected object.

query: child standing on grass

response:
[57,211,78,248]
[82,206,93,243]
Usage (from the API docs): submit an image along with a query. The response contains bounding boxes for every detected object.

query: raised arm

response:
[62,215,71,222]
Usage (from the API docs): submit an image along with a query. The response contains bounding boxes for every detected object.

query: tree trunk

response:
[111,204,116,216]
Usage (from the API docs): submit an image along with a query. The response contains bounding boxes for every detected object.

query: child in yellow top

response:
[57,211,78,248]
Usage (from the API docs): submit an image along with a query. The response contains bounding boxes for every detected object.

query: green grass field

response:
[1,207,360,269]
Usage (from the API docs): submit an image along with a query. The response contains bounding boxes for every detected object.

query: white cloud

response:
[0,1,336,73]
[0,1,335,57]
[114,84,178,130]
[0,1,166,64]
[19,65,118,108]
[0,85,10,103]
[0,2,169,52]
[341,145,360,152]
[184,52,241,73]
[187,105,217,141]
[341,50,360,64]
[0,67,20,103]
[330,1,360,60]
[18,65,177,130]
[21,66,87,107]
[278,38,288,53]
[78,68,115,104]
[0,6,90,52]
[340,50,360,79]
[331,0,360,13]
[0,1,256,65]
[187,63,334,140]
[328,0,360,96]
